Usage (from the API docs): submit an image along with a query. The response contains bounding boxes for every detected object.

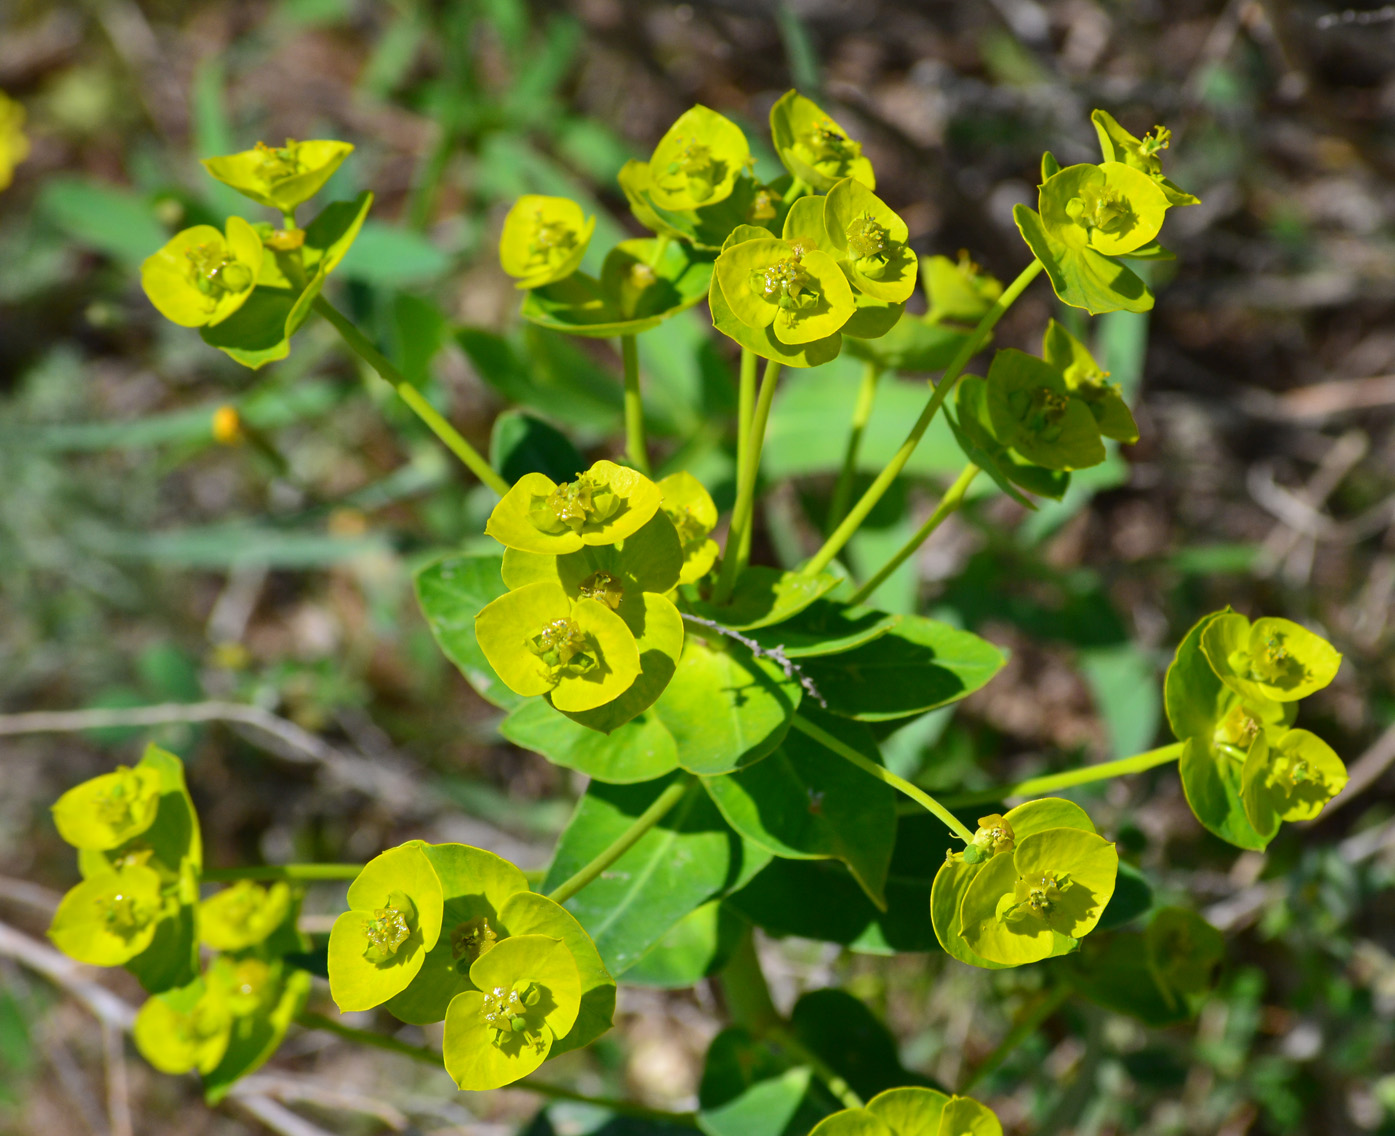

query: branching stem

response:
[620,334,651,475]
[295,1013,699,1126]
[790,714,975,843]
[940,741,1186,809]
[714,357,782,604]
[202,864,364,883]
[801,259,1044,577]
[847,462,980,606]
[312,296,509,496]
[546,777,693,905]
[826,361,882,535]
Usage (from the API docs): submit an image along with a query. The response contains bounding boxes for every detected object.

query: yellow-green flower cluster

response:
[0,90,31,191]
[478,460,718,725]
[1168,610,1345,847]
[933,799,1118,969]
[325,842,613,1091]
[809,1086,1002,1136]
[1016,108,1198,315]
[141,138,369,369]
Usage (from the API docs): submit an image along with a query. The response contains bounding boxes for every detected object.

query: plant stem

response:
[939,741,1186,809]
[620,334,651,476]
[202,864,364,883]
[958,985,1069,1094]
[720,926,781,1035]
[790,714,975,843]
[719,928,863,1111]
[295,1012,700,1127]
[714,357,782,604]
[735,348,758,567]
[312,296,510,497]
[846,462,980,606]
[546,777,693,905]
[825,361,882,535]
[800,259,1044,577]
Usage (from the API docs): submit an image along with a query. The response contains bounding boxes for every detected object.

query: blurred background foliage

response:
[0,0,1393,1133]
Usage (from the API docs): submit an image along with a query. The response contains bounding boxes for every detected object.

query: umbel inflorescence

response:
[29,89,1351,1131]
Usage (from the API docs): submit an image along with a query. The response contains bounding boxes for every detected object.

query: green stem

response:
[719,929,863,1111]
[801,260,1044,577]
[958,985,1069,1094]
[547,778,692,905]
[846,462,980,606]
[621,335,651,476]
[312,296,510,497]
[295,1013,699,1127]
[720,926,781,1035]
[826,361,882,535]
[781,176,809,205]
[735,348,758,567]
[791,714,975,843]
[940,741,1186,809]
[715,358,782,604]
[202,863,364,882]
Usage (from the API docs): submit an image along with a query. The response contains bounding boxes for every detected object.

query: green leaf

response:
[652,638,801,775]
[700,1067,817,1136]
[984,349,1105,472]
[646,105,750,212]
[625,901,745,989]
[1096,861,1154,931]
[501,698,680,784]
[490,410,586,486]
[743,600,900,659]
[801,615,1006,721]
[38,176,168,267]
[414,555,524,712]
[930,859,1009,971]
[687,565,843,631]
[542,775,753,974]
[1164,610,1230,742]
[1178,737,1270,851]
[702,718,896,908]
[729,813,959,954]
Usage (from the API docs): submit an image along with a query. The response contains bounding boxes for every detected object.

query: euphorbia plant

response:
[31,94,1351,1134]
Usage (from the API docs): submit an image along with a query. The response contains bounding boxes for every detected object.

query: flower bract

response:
[486,461,663,555]
[199,881,292,952]
[1090,109,1199,207]
[327,843,445,1012]
[1040,162,1169,258]
[984,348,1105,471]
[823,177,918,304]
[442,933,582,1090]
[658,472,719,585]
[1200,613,1342,704]
[769,90,876,191]
[134,977,233,1075]
[474,581,642,712]
[141,218,263,328]
[808,1087,1002,1136]
[646,105,750,212]
[499,195,595,290]
[715,235,855,345]
[1241,728,1348,838]
[1041,320,1138,443]
[51,764,162,851]
[0,90,30,191]
[48,864,167,966]
[960,827,1118,966]
[202,139,354,212]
